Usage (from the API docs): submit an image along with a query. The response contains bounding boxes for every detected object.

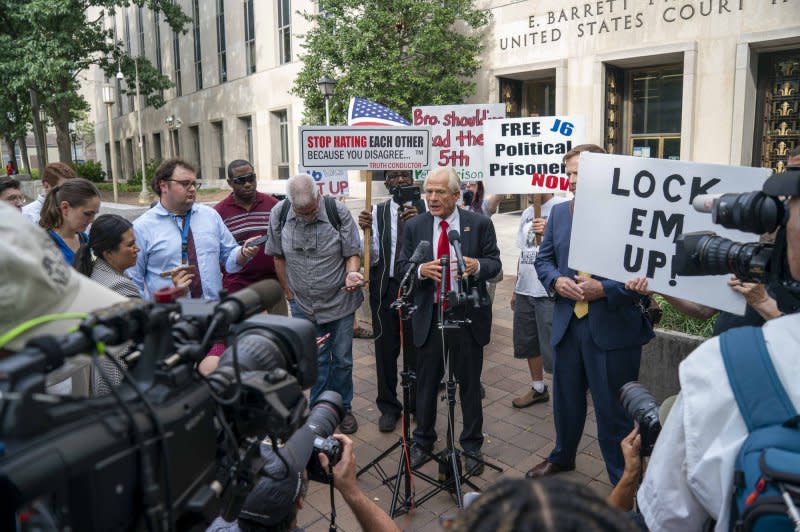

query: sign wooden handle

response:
[533,194,543,246]
[363,171,373,284]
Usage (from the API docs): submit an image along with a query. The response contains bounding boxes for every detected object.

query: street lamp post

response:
[69,122,78,161]
[134,58,150,205]
[102,84,120,203]
[317,75,336,126]
[38,109,48,166]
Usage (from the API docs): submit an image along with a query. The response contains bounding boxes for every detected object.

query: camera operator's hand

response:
[531,217,547,235]
[399,205,419,222]
[608,425,643,512]
[319,434,401,532]
[237,237,260,264]
[319,434,358,497]
[463,256,479,277]
[357,209,372,231]
[625,277,652,296]
[554,276,584,301]
[728,275,768,306]
[621,425,643,477]
[420,260,443,282]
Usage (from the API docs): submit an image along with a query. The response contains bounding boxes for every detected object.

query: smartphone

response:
[246,234,268,247]
[158,264,196,278]
[392,185,421,206]
[340,281,366,291]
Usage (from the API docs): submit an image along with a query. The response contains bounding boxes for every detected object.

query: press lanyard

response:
[173,209,193,264]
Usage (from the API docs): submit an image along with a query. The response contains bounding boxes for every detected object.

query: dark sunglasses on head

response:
[232,173,256,185]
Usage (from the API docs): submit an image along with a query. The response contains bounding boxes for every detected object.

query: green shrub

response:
[654,295,715,338]
[131,159,160,193]
[29,168,40,180]
[73,160,106,183]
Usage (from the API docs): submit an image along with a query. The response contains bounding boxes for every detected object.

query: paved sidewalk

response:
[297,274,612,532]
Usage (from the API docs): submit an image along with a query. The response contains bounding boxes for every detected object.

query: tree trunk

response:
[54,117,72,164]
[4,136,17,170]
[17,135,30,173]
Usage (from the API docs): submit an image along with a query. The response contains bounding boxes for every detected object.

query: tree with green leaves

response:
[0,0,189,167]
[293,0,490,126]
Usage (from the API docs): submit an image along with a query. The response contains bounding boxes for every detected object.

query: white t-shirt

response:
[638,312,800,531]
[514,196,568,297]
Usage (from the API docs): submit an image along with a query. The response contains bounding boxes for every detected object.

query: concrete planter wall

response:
[634,328,705,403]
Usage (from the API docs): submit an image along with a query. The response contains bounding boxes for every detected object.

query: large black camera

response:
[619,382,662,457]
[0,280,319,531]
[674,166,800,314]
[391,184,421,206]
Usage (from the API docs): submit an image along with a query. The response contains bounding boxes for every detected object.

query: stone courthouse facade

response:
[90,0,798,189]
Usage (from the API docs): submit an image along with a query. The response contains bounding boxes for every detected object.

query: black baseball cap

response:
[763,166,800,197]
[237,439,309,527]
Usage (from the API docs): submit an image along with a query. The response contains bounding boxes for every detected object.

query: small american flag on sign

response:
[347,97,410,126]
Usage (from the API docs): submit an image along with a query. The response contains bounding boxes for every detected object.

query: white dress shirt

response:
[638,312,800,531]
[21,193,44,224]
[369,199,402,278]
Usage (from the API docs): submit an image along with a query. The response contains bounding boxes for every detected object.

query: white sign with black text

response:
[568,153,772,315]
[299,126,431,171]
[482,116,586,195]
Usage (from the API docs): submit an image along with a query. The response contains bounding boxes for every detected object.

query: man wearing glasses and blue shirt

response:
[129,158,259,301]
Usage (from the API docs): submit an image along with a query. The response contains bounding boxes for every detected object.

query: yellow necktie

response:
[574,271,590,319]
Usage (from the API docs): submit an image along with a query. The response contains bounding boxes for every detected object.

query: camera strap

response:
[328,463,337,532]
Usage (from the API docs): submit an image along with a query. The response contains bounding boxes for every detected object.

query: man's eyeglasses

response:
[168,179,202,190]
[232,173,256,185]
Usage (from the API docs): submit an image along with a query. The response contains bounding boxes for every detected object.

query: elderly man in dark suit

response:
[396,166,501,475]
[531,144,654,485]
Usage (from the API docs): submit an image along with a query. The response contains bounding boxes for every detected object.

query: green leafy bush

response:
[73,160,106,183]
[654,295,715,338]
[131,160,160,193]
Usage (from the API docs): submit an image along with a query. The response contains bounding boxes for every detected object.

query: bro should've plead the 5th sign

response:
[568,153,771,315]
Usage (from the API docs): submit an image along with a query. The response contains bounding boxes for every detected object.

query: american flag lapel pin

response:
[463,226,471,232]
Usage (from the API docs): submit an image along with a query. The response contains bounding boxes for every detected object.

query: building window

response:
[173,27,182,97]
[216,0,227,83]
[240,116,253,162]
[278,0,291,64]
[192,0,202,91]
[605,63,683,159]
[154,11,163,76]
[153,132,163,162]
[272,110,290,179]
[753,50,800,173]
[137,7,146,57]
[498,77,523,117]
[212,121,225,179]
[189,125,201,178]
[244,0,256,74]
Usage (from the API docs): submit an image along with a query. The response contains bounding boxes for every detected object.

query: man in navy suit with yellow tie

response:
[531,144,654,485]
[396,166,501,475]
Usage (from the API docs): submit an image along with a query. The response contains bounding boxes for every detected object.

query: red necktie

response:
[436,220,450,302]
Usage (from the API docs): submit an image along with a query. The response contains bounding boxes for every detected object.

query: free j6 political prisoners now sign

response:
[299,126,431,171]
[482,116,586,195]
[568,153,772,315]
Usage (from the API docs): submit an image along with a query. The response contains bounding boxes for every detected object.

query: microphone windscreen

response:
[448,229,461,243]
[409,240,431,263]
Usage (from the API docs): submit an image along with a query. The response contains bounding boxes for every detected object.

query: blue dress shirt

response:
[128,202,243,300]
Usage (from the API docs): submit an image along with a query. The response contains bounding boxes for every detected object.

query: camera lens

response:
[712,191,785,235]
[619,381,661,456]
[306,391,344,437]
[696,236,772,281]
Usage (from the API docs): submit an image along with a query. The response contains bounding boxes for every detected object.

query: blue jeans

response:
[289,300,355,411]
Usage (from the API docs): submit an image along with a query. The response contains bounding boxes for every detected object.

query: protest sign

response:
[568,153,772,315]
[482,116,586,194]
[299,126,431,171]
[412,103,505,182]
[298,167,350,197]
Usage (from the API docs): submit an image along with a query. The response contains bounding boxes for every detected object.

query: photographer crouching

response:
[627,167,800,531]
[209,391,399,532]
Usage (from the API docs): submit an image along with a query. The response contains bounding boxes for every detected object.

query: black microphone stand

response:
[412,256,502,509]
[357,261,439,518]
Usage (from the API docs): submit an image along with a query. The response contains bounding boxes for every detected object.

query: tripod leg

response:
[389,442,406,518]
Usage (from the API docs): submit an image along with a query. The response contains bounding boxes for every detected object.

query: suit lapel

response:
[422,212,435,261]
[458,208,475,256]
